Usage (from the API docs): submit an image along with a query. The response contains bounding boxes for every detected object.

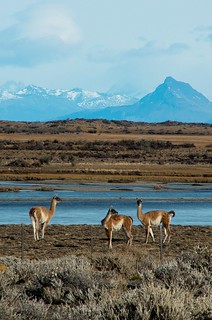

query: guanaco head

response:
[101,207,118,225]
[108,207,118,215]
[53,195,62,203]
[137,198,142,206]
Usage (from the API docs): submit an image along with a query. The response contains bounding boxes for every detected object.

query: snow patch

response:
[67,91,81,99]
[0,91,17,100]
[83,90,100,98]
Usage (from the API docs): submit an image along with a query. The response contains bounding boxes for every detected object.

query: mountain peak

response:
[163,76,188,89]
[164,76,176,84]
[152,77,210,105]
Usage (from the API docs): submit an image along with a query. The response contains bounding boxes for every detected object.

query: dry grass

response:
[0,163,211,183]
[0,132,211,147]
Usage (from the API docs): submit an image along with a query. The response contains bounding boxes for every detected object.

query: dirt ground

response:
[0,224,211,263]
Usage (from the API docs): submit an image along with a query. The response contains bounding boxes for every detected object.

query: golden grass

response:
[0,132,211,147]
[0,164,211,183]
[0,264,7,272]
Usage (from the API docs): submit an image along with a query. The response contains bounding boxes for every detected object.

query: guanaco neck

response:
[137,201,144,222]
[49,199,57,218]
[101,211,112,226]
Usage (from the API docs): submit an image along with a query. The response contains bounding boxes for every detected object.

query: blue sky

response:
[0,0,212,99]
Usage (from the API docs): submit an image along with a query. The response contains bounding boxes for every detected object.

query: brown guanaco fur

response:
[29,195,62,240]
[101,207,133,249]
[137,198,175,244]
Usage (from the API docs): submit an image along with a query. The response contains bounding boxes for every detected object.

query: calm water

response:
[0,181,211,225]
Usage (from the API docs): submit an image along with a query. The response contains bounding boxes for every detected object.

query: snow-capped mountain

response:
[0,82,137,121]
[69,77,212,123]
[0,77,212,123]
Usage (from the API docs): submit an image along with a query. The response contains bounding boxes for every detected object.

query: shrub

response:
[8,159,29,167]
[39,156,52,165]
[0,248,211,319]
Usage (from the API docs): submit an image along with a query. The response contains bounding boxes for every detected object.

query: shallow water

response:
[0,181,211,225]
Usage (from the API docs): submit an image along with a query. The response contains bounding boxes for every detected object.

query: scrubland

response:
[0,224,211,319]
[0,245,211,319]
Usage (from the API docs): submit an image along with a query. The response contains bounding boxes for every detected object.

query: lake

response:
[0,181,211,225]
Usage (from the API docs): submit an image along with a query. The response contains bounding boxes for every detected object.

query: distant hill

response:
[69,77,212,123]
[0,77,212,123]
[0,81,137,122]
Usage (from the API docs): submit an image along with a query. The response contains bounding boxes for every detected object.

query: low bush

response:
[0,248,211,319]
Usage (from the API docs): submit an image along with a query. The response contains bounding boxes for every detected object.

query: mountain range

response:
[0,77,212,123]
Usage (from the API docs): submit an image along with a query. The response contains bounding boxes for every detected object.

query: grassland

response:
[0,119,211,183]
